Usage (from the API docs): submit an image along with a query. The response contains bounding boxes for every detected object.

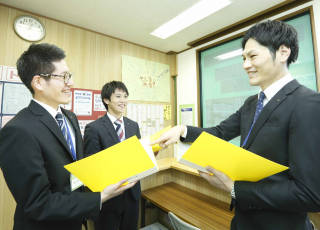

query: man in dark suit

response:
[0,44,135,230]
[152,20,320,230]
[84,81,141,230]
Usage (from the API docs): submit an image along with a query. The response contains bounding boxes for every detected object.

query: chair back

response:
[168,212,201,230]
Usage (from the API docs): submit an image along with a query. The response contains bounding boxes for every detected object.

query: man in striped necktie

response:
[84,81,141,230]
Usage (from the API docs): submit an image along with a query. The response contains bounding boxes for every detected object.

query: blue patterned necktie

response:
[242,91,266,147]
[55,112,77,160]
[114,119,124,142]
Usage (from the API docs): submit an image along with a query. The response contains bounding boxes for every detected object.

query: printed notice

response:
[179,104,195,126]
[94,94,105,111]
[0,82,3,113]
[4,66,21,82]
[78,120,94,136]
[2,82,32,114]
[73,90,92,116]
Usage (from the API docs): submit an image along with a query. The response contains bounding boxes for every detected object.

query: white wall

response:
[176,0,320,125]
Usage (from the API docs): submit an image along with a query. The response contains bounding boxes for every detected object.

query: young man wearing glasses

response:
[0,43,135,230]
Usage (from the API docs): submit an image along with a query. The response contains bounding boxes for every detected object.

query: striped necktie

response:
[242,91,266,147]
[114,119,124,142]
[55,112,77,160]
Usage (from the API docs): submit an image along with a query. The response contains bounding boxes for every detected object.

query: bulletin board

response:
[0,65,32,129]
[65,88,105,135]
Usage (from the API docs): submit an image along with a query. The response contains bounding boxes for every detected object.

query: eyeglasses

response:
[39,72,72,84]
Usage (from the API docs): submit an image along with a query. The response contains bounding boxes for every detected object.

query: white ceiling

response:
[0,0,287,53]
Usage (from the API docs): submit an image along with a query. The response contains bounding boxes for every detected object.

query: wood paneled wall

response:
[0,3,176,230]
[0,5,176,89]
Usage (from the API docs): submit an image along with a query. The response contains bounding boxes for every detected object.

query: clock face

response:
[14,16,45,42]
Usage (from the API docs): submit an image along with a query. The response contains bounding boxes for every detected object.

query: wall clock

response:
[14,15,45,42]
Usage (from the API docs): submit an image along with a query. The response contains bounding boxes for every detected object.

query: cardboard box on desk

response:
[64,136,158,192]
[176,132,288,182]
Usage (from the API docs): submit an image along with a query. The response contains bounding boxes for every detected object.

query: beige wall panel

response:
[171,169,230,204]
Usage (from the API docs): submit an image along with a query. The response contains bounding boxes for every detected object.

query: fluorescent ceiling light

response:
[215,48,243,60]
[151,0,231,39]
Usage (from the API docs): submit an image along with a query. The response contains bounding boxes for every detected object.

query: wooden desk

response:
[141,182,234,230]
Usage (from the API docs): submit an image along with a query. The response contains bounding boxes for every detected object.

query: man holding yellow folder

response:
[0,44,135,230]
[84,81,141,230]
[153,20,320,230]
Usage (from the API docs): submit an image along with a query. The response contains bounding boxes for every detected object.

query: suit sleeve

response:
[0,125,101,221]
[83,123,102,157]
[235,94,320,212]
[184,104,242,142]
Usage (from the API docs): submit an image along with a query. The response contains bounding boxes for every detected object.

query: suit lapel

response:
[29,101,72,158]
[124,117,135,139]
[244,80,300,149]
[102,115,120,143]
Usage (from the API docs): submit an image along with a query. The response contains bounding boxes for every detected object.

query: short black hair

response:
[242,20,298,66]
[101,81,129,110]
[16,43,66,94]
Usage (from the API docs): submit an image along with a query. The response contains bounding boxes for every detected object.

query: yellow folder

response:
[150,126,171,152]
[64,136,158,192]
[177,132,288,182]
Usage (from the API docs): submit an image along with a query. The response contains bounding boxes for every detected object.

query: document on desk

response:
[64,136,158,192]
[176,132,288,182]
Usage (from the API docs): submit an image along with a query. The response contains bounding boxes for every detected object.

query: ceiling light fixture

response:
[151,0,231,39]
[215,48,243,60]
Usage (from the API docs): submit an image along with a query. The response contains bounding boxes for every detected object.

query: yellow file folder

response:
[150,126,171,152]
[65,136,158,192]
[177,132,288,182]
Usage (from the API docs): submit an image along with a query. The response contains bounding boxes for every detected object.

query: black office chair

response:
[168,212,201,230]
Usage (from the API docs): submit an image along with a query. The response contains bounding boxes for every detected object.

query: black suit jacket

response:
[0,100,100,230]
[84,114,141,202]
[185,80,320,230]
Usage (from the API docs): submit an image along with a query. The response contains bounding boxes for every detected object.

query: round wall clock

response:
[14,15,46,42]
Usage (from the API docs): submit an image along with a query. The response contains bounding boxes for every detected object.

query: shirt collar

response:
[32,99,62,119]
[261,73,294,101]
[107,112,123,124]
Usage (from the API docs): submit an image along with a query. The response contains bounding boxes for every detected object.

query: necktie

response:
[242,91,266,147]
[114,119,124,142]
[56,113,77,160]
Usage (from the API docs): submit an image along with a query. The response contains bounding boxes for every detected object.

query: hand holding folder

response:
[177,132,289,182]
[64,127,171,192]
[65,136,158,192]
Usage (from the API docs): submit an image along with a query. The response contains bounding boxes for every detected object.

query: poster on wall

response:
[93,93,105,111]
[2,82,32,114]
[122,55,170,102]
[1,115,14,128]
[78,120,94,136]
[0,82,3,113]
[4,66,21,82]
[73,90,93,116]
[179,104,195,126]
[127,103,164,138]
[0,65,4,80]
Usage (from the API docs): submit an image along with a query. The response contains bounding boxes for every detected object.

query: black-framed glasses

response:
[39,72,72,84]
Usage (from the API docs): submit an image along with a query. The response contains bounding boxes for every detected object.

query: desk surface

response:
[142,182,234,230]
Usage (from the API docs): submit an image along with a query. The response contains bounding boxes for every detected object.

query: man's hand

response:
[150,125,186,148]
[199,166,234,193]
[100,179,136,203]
